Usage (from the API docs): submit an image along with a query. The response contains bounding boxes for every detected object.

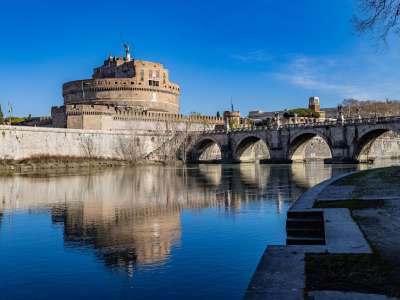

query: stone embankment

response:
[0,125,191,170]
[245,166,400,300]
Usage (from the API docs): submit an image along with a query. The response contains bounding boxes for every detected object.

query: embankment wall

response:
[0,125,176,161]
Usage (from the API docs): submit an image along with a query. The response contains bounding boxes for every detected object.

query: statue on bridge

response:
[337,105,345,125]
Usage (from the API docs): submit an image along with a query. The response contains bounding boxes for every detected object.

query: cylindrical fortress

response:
[63,58,180,113]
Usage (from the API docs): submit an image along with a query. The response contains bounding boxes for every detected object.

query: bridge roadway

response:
[188,116,400,164]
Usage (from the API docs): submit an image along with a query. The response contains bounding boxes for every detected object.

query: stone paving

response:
[324,208,371,254]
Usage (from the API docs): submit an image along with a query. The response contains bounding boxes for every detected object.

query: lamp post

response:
[7,102,13,126]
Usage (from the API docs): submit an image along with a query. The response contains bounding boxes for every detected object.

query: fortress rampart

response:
[52,104,223,131]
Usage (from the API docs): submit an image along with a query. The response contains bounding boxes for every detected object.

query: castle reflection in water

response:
[0,163,370,276]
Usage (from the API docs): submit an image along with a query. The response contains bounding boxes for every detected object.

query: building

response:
[52,45,222,130]
[248,96,336,126]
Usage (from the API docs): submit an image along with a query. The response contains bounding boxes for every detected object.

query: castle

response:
[51,45,222,131]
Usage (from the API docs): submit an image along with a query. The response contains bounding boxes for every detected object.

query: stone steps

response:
[286,217,324,228]
[286,236,326,245]
[287,227,325,238]
[286,210,325,245]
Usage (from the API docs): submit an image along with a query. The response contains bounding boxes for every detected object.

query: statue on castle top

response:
[124,43,130,53]
[124,43,132,61]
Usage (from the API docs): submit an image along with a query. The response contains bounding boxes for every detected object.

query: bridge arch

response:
[289,131,333,162]
[191,137,222,163]
[234,135,270,163]
[354,125,400,162]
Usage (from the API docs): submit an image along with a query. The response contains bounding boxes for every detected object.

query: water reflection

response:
[0,161,398,280]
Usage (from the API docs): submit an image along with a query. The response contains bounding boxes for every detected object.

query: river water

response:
[0,161,397,299]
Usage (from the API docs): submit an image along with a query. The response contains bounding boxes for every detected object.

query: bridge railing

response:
[199,115,400,134]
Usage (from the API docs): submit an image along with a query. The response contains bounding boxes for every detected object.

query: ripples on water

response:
[0,161,398,299]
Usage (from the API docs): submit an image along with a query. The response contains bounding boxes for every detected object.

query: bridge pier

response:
[260,159,293,164]
[324,158,359,164]
[326,145,359,164]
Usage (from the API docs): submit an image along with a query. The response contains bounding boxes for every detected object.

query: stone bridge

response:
[187,116,400,164]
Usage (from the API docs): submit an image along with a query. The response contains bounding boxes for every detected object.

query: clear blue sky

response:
[0,0,399,117]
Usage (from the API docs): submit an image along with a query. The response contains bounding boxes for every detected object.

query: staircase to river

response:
[286,210,325,245]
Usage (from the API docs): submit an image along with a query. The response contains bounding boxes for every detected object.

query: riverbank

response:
[0,155,181,175]
[245,165,400,300]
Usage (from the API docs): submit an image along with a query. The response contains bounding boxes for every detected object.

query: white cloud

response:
[274,52,400,101]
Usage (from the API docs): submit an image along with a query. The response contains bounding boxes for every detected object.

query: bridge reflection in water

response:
[0,161,398,299]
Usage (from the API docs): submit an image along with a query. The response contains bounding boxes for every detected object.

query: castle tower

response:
[223,111,241,130]
[309,96,321,112]
[61,46,180,114]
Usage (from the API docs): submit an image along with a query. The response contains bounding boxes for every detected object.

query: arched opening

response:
[193,138,222,163]
[289,133,332,162]
[235,136,270,163]
[355,129,400,163]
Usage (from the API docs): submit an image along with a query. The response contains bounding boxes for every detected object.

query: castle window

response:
[140,69,144,81]
[149,80,159,87]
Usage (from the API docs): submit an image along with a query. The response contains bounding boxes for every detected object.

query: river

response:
[0,161,397,299]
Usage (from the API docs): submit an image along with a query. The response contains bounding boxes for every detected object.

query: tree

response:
[354,0,400,43]
[341,98,400,117]
[283,108,320,119]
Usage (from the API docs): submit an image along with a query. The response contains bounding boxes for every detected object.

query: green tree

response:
[284,108,320,118]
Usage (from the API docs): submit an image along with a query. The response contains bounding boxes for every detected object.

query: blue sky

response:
[0,0,399,117]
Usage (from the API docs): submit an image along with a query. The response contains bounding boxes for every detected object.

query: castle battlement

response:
[63,78,180,97]
[56,104,222,127]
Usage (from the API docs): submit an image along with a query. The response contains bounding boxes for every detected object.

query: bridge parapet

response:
[200,116,400,135]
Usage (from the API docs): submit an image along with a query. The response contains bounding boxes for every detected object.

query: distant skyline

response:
[0,0,400,117]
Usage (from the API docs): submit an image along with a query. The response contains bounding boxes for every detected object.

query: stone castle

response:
[51,44,222,131]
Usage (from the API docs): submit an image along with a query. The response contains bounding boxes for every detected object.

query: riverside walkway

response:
[245,166,400,300]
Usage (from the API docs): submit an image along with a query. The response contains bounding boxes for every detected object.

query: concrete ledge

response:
[245,245,324,300]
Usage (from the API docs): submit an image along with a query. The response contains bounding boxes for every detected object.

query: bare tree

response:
[116,134,146,163]
[144,117,199,164]
[354,0,400,43]
[341,98,400,118]
[80,136,96,158]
